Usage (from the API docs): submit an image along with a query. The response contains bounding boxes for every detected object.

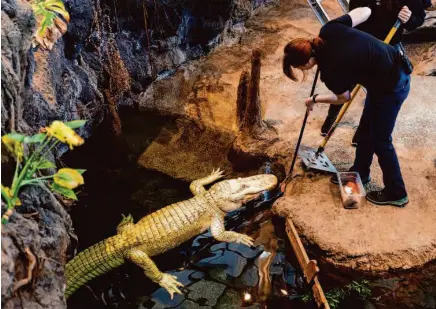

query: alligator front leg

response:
[117,214,134,234]
[189,168,225,195]
[210,215,254,247]
[125,249,183,299]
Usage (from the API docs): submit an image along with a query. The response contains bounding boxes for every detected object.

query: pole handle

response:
[281,68,320,190]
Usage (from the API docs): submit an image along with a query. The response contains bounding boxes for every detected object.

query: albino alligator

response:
[65,169,277,299]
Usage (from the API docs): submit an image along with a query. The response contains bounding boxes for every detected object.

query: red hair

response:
[283,37,323,81]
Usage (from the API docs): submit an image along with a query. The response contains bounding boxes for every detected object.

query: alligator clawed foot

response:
[159,273,184,299]
[117,214,134,233]
[210,168,225,181]
[236,234,255,247]
[119,214,134,224]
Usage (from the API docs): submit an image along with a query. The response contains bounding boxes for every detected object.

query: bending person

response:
[282,8,410,207]
[320,0,425,147]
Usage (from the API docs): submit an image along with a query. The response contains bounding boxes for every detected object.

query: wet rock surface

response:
[187,280,227,306]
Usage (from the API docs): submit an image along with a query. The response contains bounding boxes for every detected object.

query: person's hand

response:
[305,96,316,111]
[398,6,412,23]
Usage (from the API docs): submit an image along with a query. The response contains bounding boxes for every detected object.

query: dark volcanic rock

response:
[1,1,71,308]
[1,185,73,309]
[1,0,35,134]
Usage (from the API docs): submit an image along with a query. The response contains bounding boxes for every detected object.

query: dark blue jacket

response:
[350,0,426,45]
[421,0,432,8]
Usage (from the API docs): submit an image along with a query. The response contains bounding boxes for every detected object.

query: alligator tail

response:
[65,236,125,299]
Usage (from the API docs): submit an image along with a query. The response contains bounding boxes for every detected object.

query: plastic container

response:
[337,172,366,209]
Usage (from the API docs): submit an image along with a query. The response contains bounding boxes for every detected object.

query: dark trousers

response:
[324,44,405,141]
[350,70,410,198]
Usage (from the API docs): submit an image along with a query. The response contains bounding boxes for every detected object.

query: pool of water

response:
[63,108,319,309]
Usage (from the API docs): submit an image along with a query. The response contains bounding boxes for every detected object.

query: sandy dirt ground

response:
[138,0,436,273]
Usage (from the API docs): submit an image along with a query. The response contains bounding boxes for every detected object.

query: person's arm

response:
[305,91,351,110]
[348,7,372,27]
[400,0,426,31]
[324,7,371,29]
[307,70,354,109]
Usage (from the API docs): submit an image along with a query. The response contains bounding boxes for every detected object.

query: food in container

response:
[337,172,366,209]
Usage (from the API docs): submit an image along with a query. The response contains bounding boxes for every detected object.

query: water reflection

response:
[256,221,278,302]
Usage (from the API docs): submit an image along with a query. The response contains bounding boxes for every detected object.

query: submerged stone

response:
[228,242,263,259]
[187,280,227,307]
[196,250,248,278]
[215,288,243,309]
[178,300,212,309]
[240,265,260,287]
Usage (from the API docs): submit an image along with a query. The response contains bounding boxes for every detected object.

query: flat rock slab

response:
[137,118,236,182]
[274,75,436,273]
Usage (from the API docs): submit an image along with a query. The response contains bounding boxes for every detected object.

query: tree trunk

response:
[244,49,264,131]
[236,70,250,128]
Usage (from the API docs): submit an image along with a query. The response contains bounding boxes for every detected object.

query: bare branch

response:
[13,247,37,293]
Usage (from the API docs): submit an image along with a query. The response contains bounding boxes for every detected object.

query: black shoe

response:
[366,189,409,207]
[330,173,370,185]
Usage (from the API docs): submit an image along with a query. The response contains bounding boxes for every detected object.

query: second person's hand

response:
[398,6,412,23]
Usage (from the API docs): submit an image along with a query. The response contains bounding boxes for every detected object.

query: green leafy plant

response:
[1,120,86,224]
[302,280,371,309]
[31,0,70,50]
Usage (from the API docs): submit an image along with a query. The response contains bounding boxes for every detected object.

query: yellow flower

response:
[44,121,84,149]
[2,185,12,198]
[1,135,24,161]
[54,168,84,189]
[1,185,21,206]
